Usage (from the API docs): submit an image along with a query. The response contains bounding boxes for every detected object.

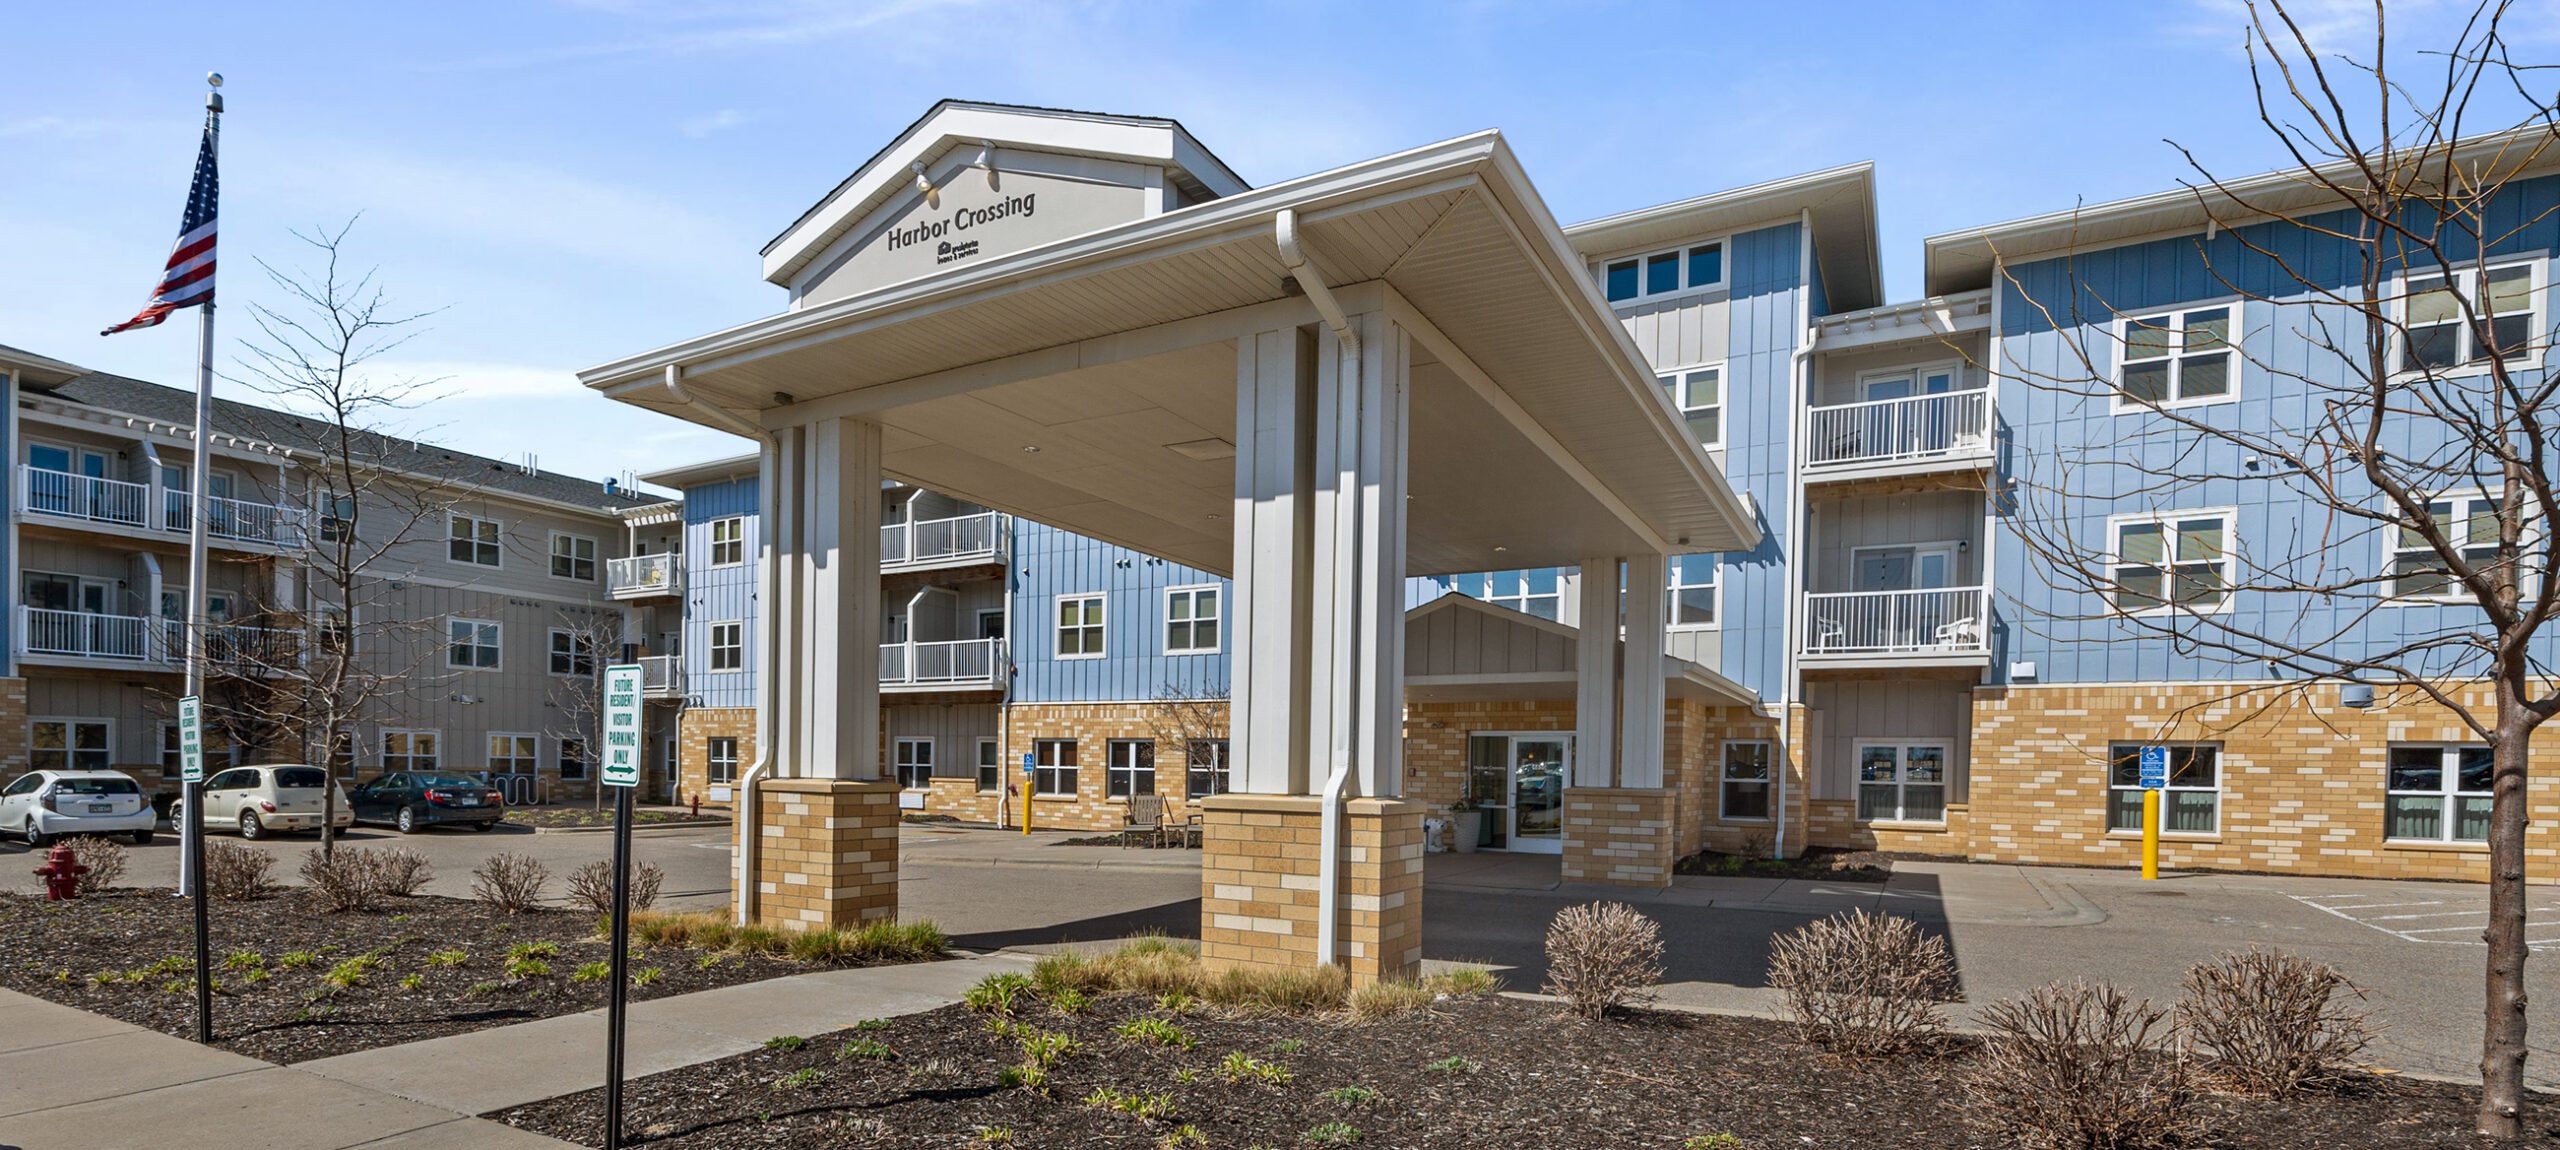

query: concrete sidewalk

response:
[294,952,1031,1117]
[0,991,574,1150]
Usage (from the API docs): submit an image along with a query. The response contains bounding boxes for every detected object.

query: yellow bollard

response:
[2141,788,2161,880]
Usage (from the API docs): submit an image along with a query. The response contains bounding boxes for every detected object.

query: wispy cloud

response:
[679,108,757,139]
[433,0,988,71]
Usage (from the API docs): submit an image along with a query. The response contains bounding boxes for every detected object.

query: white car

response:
[0,769,157,847]
[170,764,355,840]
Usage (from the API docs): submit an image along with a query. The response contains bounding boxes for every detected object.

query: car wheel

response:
[128,829,155,846]
[22,819,47,849]
[396,806,419,834]
[239,812,265,841]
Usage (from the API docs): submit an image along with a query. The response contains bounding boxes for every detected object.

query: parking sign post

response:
[2137,745,2168,880]
[599,663,643,1150]
[178,694,210,1042]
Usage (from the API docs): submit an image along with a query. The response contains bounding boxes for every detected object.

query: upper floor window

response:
[2400,262,2540,373]
[548,628,597,677]
[1165,585,1221,654]
[1453,569,1562,621]
[2116,305,2234,408]
[447,618,501,669]
[2389,492,2504,601]
[1057,593,1106,659]
[707,620,743,672]
[1657,364,1723,449]
[1603,240,1726,304]
[550,532,598,581]
[709,517,745,567]
[448,513,501,567]
[318,496,357,544]
[1669,554,1719,629]
[2110,510,2233,614]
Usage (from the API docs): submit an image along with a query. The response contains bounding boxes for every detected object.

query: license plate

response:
[86,803,112,814]
[454,796,479,806]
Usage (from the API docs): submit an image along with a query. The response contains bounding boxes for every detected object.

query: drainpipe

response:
[1277,209,1362,969]
[661,365,781,927]
[1774,210,1816,862]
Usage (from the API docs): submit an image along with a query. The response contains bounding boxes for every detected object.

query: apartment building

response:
[621,100,2560,885]
[0,343,653,807]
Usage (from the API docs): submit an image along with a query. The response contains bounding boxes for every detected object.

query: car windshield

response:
[413,775,485,790]
[53,776,139,795]
[273,768,329,789]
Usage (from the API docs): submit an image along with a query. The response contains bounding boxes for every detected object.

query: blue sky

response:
[5,0,2550,490]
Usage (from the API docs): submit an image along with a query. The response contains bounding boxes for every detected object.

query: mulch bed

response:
[0,889,807,1064]
[1676,845,1894,883]
[490,992,2543,1149]
[504,807,723,829]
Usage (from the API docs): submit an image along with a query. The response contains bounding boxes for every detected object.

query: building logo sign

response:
[884,192,1037,269]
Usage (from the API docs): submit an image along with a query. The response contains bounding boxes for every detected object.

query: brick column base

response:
[1561,787,1676,887]
[744,778,899,931]
[1199,794,1425,986]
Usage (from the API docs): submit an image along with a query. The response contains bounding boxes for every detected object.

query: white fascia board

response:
[1565,161,1873,252]
[636,452,762,489]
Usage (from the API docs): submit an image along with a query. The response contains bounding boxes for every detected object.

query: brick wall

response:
[1198,794,1423,985]
[676,707,756,809]
[748,778,898,930]
[979,701,1230,833]
[1559,787,1675,886]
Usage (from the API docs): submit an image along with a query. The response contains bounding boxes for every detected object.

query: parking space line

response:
[2289,893,2560,949]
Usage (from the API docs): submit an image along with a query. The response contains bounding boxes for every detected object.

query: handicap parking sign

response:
[1022,751,1037,776]
[2137,745,2169,790]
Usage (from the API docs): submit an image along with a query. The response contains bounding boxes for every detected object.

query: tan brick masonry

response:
[1560,787,1676,887]
[745,777,899,931]
[1198,794,1424,986]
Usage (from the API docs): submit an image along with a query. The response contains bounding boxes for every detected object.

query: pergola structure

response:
[583,102,1760,982]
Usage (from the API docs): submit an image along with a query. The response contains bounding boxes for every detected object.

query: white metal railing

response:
[881,512,1004,569]
[879,637,1004,686]
[1804,391,1993,470]
[639,654,683,695]
[608,554,681,598]
[164,489,306,546]
[22,607,154,661]
[20,466,148,528]
[1803,587,1991,656]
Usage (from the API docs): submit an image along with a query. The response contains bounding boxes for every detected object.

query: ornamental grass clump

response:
[1766,908,1956,1057]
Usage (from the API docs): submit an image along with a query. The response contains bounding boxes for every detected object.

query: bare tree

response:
[1989,3,2557,1133]
[1142,684,1230,799]
[541,606,624,808]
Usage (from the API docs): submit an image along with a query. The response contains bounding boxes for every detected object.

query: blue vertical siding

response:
[1010,520,1230,703]
[1716,221,1805,700]
[680,475,760,709]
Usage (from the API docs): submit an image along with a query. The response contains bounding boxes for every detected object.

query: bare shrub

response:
[60,835,128,896]
[471,853,550,914]
[374,847,434,897]
[566,858,664,915]
[300,848,388,913]
[1967,980,2194,1150]
[1541,901,1664,1019]
[2179,947,2374,1096]
[1767,909,1954,1057]
[201,840,279,901]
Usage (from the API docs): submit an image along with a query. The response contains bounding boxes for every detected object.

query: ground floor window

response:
[383,729,441,774]
[896,737,933,789]
[2106,743,2220,833]
[1720,740,1771,820]
[1035,739,1077,796]
[488,733,540,776]
[976,737,1001,792]
[32,719,110,773]
[1186,739,1232,798]
[1857,742,1947,823]
[2386,744,2493,843]
[558,738,590,781]
[1108,739,1156,797]
[706,736,739,785]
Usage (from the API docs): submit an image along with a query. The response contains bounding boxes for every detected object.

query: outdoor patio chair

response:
[1122,795,1166,848]
[1932,616,1981,648]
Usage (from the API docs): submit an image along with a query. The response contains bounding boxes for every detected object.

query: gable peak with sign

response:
[765,101,1252,307]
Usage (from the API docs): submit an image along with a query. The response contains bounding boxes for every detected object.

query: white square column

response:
[1229,325,1317,795]
[1574,556,1620,788]
[770,416,884,781]
[1618,551,1668,789]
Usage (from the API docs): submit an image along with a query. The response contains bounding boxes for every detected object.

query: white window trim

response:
[1848,539,1967,591]
[1185,738,1233,799]
[1652,360,1725,450]
[546,627,596,678]
[705,736,741,785]
[2104,507,2239,618]
[1163,583,1222,655]
[2105,741,2223,837]
[447,512,504,569]
[975,736,1001,792]
[557,737,591,780]
[30,717,112,773]
[1599,237,1730,305]
[1855,739,1953,826]
[1855,360,1965,401]
[707,517,747,568]
[706,620,744,674]
[447,616,503,671]
[2383,487,2510,606]
[2109,298,2243,413]
[381,727,443,773]
[2384,743,2494,845]
[1462,571,1564,620]
[2389,257,2547,380]
[894,736,934,790]
[548,531,600,583]
[1032,738,1077,797]
[1106,738,1156,799]
[486,731,542,774]
[1717,739,1773,823]
[1668,554,1720,632]
[1056,593,1106,661]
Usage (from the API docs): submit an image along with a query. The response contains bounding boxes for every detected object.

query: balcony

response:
[638,654,684,698]
[19,466,304,549]
[608,554,681,601]
[163,489,308,547]
[1802,391,1994,482]
[879,637,1005,691]
[882,512,1006,572]
[1800,586,1992,669]
[17,608,301,674]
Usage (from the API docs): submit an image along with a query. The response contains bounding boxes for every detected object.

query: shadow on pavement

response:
[948,897,1203,952]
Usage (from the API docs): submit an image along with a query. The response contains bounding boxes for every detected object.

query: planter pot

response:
[1451,810,1484,854]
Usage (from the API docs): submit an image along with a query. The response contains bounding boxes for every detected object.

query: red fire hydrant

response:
[33,844,86,901]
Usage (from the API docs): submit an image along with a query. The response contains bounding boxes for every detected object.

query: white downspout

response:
[660,365,781,927]
[1277,208,1361,969]
[1775,209,1816,862]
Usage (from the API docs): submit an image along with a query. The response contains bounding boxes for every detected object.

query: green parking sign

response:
[601,664,643,788]
[177,695,205,783]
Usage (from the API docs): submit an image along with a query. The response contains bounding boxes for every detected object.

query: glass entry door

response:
[1506,736,1570,854]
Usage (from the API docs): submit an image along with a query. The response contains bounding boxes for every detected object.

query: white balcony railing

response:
[1803,587,1991,657]
[1804,391,1993,472]
[163,489,307,547]
[881,512,1005,570]
[20,467,148,529]
[22,607,155,661]
[879,637,1004,687]
[608,554,681,599]
[638,654,683,696]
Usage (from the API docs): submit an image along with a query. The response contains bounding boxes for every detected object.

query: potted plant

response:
[1448,799,1483,854]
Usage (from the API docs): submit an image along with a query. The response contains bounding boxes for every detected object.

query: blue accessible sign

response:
[2137,745,2169,790]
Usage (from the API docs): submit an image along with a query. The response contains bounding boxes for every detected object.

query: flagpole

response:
[182,73,221,1046]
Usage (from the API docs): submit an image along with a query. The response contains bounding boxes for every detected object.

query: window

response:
[1669,554,1719,628]
[709,517,745,567]
[1656,364,1723,449]
[892,737,934,789]
[558,738,590,781]
[1034,739,1077,797]
[447,618,502,669]
[2107,743,2220,834]
[2111,511,2232,613]
[488,733,539,775]
[549,628,598,677]
[29,719,109,772]
[2401,262,2539,372]
[317,603,352,656]
[161,722,182,774]
[1857,743,1948,823]
[2389,492,2505,600]
[1452,569,1562,621]
[2117,305,2235,407]
[1186,739,1232,798]
[550,533,598,581]
[1107,739,1155,798]
[383,729,441,774]
[1165,585,1220,654]
[1720,740,1772,821]
[706,737,739,785]
[976,737,1001,792]
[708,621,743,672]
[2384,745,2493,844]
[1056,594,1106,659]
[328,727,355,778]
[1602,240,1726,304]
[448,513,501,567]
[318,495,357,544]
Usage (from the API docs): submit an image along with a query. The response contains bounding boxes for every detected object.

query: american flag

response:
[102,121,219,336]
